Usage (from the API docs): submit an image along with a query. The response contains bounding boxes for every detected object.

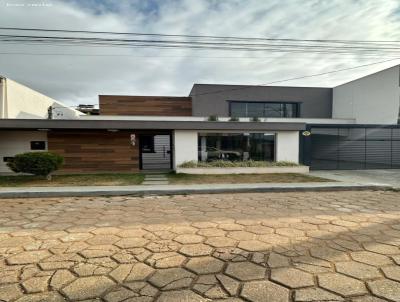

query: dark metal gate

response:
[302,125,400,170]
[139,134,172,170]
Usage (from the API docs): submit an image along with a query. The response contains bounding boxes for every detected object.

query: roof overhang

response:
[0,119,306,131]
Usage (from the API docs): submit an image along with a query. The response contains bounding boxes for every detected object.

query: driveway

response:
[0,191,400,301]
[311,169,400,188]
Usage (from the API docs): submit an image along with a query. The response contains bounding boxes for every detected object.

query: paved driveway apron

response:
[0,191,400,302]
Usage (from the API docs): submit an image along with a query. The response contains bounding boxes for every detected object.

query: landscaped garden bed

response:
[176,160,310,174]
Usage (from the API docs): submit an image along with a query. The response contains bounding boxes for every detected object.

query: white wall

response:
[173,130,300,169]
[0,131,48,173]
[1,78,82,119]
[173,130,198,168]
[275,131,299,163]
[333,66,400,124]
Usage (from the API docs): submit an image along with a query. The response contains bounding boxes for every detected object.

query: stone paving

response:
[0,190,400,301]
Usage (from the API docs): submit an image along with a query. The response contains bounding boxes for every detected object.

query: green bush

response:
[229,116,239,122]
[7,152,64,179]
[178,160,300,168]
[208,115,219,121]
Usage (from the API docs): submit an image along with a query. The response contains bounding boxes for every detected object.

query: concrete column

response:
[173,130,198,169]
[275,131,299,163]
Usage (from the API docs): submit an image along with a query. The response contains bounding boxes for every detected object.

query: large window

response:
[230,101,299,118]
[198,133,275,162]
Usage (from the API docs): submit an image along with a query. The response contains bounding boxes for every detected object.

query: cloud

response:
[0,0,399,106]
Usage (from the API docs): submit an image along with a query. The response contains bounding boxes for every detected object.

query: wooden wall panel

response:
[99,95,192,116]
[48,130,139,173]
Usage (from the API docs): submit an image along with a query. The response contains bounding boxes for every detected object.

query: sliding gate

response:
[302,125,400,170]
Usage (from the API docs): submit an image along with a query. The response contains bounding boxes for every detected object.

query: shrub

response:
[7,152,64,180]
[178,160,300,168]
[229,116,239,122]
[208,115,219,121]
[251,116,260,122]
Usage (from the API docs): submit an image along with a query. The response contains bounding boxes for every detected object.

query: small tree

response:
[7,152,64,180]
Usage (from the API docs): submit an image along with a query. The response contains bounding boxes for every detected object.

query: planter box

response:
[176,166,309,175]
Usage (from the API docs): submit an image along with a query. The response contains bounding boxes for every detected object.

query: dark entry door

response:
[139,134,172,170]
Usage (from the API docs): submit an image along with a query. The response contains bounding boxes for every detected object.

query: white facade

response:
[0,77,82,119]
[172,130,300,169]
[173,130,198,168]
[0,131,48,173]
[275,131,299,163]
[333,65,400,124]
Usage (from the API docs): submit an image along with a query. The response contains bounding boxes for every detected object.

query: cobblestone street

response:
[1,191,400,301]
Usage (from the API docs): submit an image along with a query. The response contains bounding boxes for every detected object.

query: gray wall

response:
[190,84,332,118]
[333,65,400,124]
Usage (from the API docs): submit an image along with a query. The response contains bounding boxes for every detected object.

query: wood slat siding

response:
[48,130,139,173]
[99,95,192,116]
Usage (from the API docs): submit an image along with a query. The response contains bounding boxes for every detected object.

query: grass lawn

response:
[0,173,145,187]
[168,173,332,184]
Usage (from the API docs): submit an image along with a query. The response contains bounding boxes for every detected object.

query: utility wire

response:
[190,57,400,96]
[48,57,400,107]
[1,26,400,44]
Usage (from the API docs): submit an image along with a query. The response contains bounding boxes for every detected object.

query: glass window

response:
[30,141,46,150]
[198,133,275,162]
[230,101,299,118]
[140,135,155,153]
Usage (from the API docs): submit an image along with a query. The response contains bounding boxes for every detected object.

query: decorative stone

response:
[336,261,381,280]
[7,250,51,264]
[241,280,290,302]
[185,256,224,274]
[157,290,208,302]
[174,234,204,244]
[22,276,50,293]
[295,287,344,301]
[145,252,186,268]
[318,273,367,296]
[271,267,314,288]
[368,279,400,302]
[149,268,195,290]
[225,262,266,281]
[62,276,115,300]
[179,244,213,256]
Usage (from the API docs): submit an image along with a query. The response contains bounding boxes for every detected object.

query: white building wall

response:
[173,130,300,169]
[332,65,400,124]
[0,78,82,119]
[275,131,299,163]
[0,131,48,173]
[173,130,198,168]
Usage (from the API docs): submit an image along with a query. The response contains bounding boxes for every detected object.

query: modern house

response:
[0,65,399,174]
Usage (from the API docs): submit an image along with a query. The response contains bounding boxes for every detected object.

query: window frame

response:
[139,135,156,153]
[30,141,46,151]
[228,100,300,118]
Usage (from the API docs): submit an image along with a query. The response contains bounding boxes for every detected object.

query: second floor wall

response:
[189,84,332,119]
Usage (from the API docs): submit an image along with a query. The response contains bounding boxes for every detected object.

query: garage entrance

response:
[302,125,400,170]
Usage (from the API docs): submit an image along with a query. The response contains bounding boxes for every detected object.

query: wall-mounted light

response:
[107,129,119,132]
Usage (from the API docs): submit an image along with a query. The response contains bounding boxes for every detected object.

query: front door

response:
[139,134,172,170]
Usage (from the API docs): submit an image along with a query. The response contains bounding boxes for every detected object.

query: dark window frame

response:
[139,135,156,153]
[30,141,46,150]
[228,100,301,118]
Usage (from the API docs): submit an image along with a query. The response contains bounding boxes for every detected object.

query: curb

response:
[0,184,392,199]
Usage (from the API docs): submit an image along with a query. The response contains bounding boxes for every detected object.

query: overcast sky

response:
[0,0,399,106]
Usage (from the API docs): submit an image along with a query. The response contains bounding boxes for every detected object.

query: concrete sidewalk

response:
[0,182,392,198]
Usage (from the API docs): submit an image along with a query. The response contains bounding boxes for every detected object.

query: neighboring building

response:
[0,76,82,119]
[0,66,399,174]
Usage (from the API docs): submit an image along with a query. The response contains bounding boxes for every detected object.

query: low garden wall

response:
[176,166,309,174]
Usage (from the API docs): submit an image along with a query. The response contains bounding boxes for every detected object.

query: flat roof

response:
[0,119,306,131]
